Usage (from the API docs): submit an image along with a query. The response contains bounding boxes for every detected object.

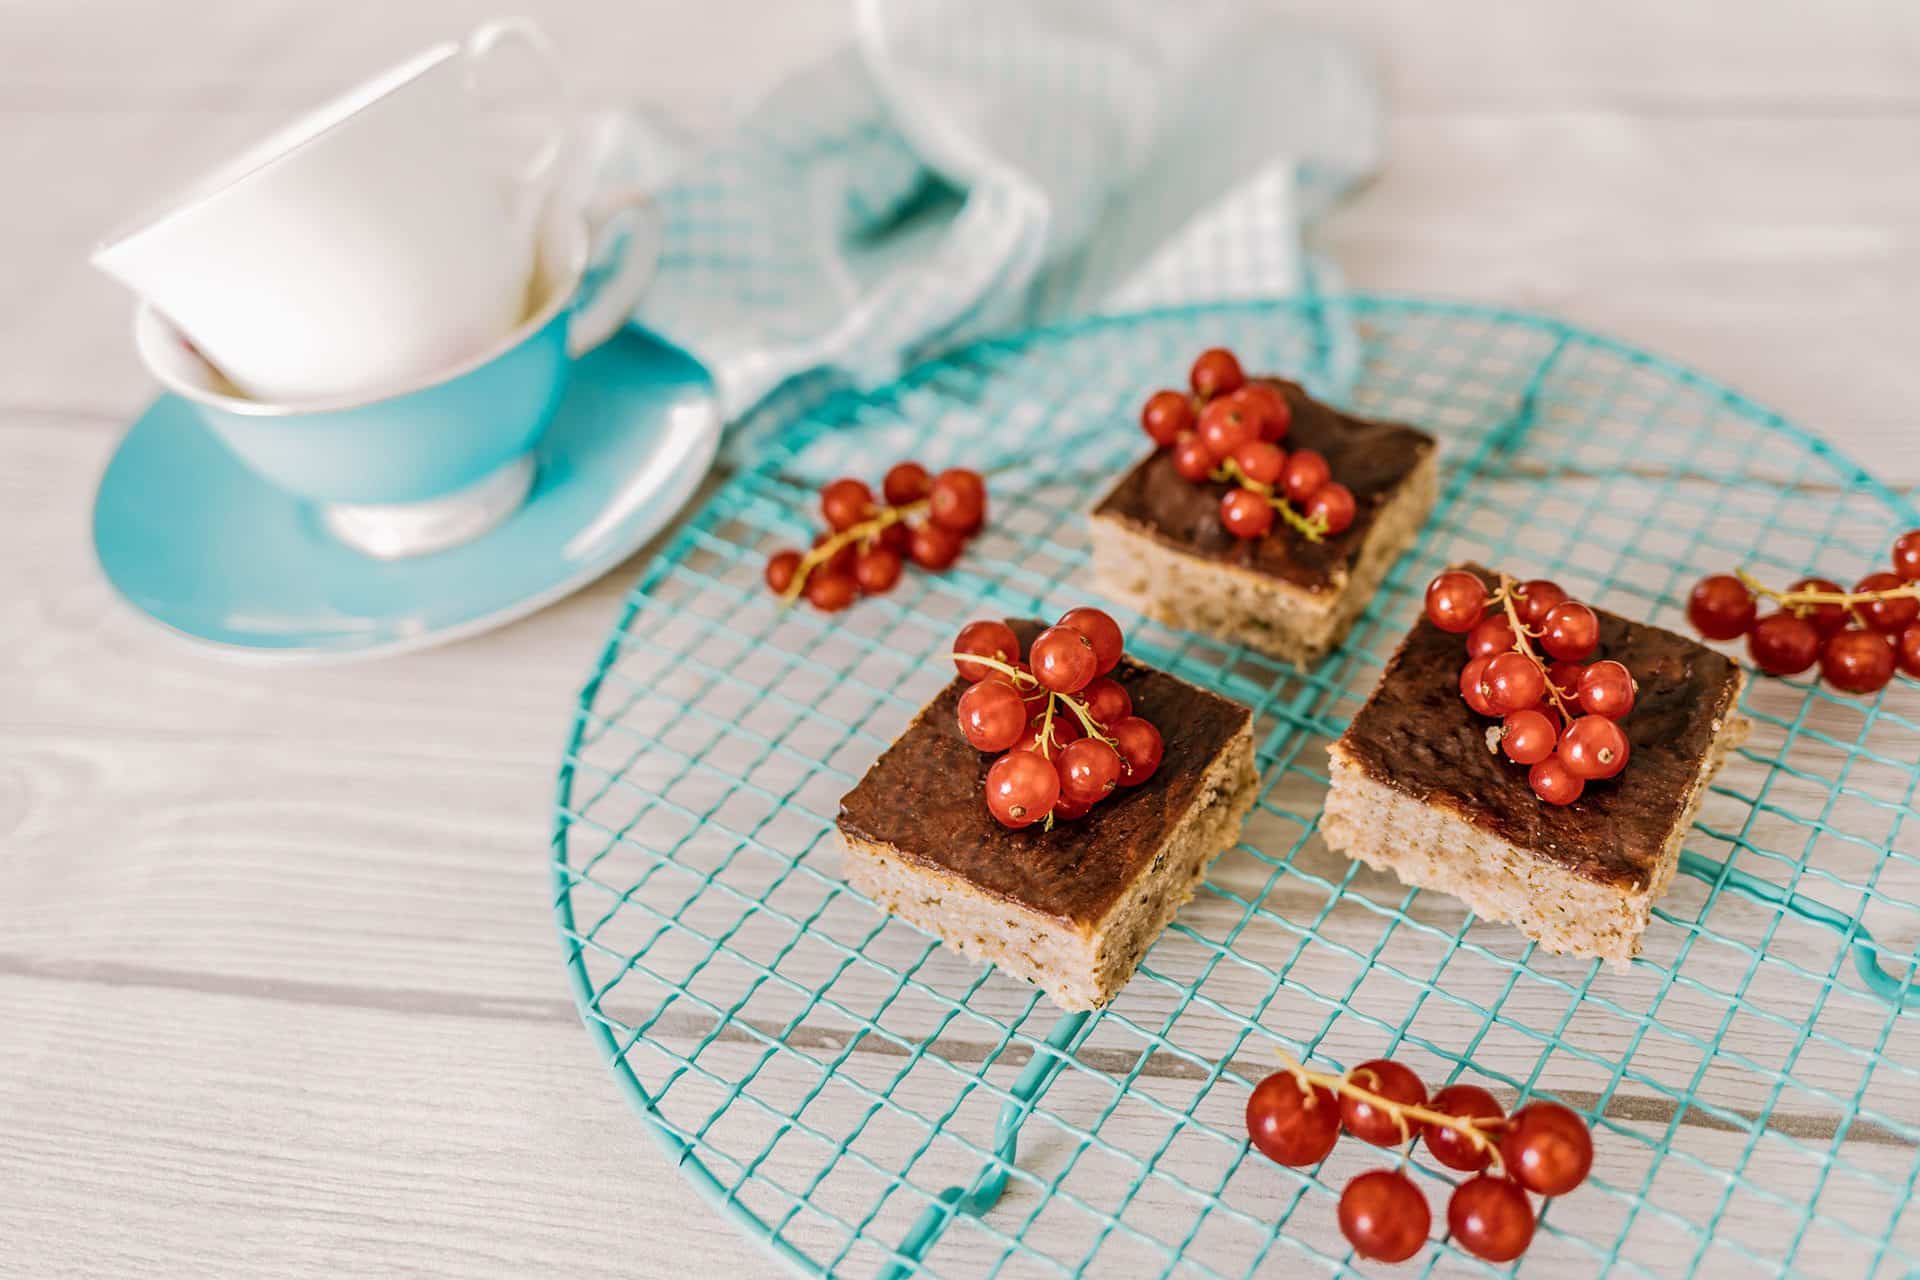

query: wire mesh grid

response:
[550,298,1920,1279]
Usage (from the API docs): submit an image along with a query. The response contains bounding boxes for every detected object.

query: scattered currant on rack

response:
[1245,1052,1593,1264]
[764,461,988,611]
[948,610,1163,829]
[1138,347,1357,544]
[1685,530,1920,695]
[1425,570,1637,807]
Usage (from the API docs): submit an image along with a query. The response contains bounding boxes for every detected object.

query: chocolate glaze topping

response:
[1336,567,1742,891]
[1092,380,1435,594]
[837,621,1251,931]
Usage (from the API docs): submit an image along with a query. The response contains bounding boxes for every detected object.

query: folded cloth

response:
[574,0,1381,426]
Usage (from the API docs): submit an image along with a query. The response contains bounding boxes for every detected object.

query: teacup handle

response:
[461,19,571,212]
[567,189,661,356]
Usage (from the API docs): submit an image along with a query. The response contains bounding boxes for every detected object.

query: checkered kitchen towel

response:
[576,0,1381,427]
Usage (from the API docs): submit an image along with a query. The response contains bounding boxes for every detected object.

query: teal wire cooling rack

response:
[550,297,1920,1278]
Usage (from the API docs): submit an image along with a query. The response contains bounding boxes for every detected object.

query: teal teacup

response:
[135,189,658,558]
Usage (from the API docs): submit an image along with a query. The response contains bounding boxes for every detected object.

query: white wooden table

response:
[4,3,1917,1275]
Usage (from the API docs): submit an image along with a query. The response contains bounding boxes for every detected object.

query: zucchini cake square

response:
[1090,379,1437,666]
[837,621,1257,1010]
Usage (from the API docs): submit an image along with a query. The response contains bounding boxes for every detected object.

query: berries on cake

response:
[1090,347,1438,666]
[1322,566,1749,965]
[836,610,1257,1009]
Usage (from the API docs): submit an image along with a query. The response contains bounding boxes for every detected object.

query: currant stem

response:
[1212,458,1328,543]
[779,498,930,604]
[1274,1049,1507,1171]
[941,652,1119,749]
[1496,575,1579,720]
[1736,568,1920,611]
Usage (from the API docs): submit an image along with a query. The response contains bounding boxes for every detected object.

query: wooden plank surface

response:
[3,2,1918,1277]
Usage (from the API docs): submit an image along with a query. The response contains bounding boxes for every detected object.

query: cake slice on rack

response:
[837,613,1257,1010]
[1090,346,1437,666]
[1322,565,1748,965]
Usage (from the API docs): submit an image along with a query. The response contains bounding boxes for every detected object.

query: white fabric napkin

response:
[576,0,1382,425]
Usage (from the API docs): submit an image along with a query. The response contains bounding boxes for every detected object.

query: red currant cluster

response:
[948,611,1164,829]
[1246,1054,1593,1264]
[764,462,987,611]
[1138,347,1356,543]
[1424,570,1638,807]
[1687,529,1920,695]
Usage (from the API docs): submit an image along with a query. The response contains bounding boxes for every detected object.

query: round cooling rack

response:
[550,297,1920,1278]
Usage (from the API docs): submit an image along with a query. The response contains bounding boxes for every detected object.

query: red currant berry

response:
[1484,652,1547,715]
[1058,738,1123,805]
[1220,488,1275,540]
[854,547,903,594]
[1546,660,1583,702]
[1426,571,1489,633]
[909,521,964,571]
[1788,577,1848,635]
[1109,716,1164,786]
[1305,482,1356,536]
[882,461,930,506]
[1052,792,1094,821]
[1528,755,1584,806]
[820,478,873,531]
[1189,347,1244,399]
[1821,628,1895,695]
[1514,580,1567,630]
[1459,656,1498,716]
[984,750,1061,829]
[1279,449,1330,506]
[805,571,858,612]
[1080,676,1131,725]
[1854,572,1919,634]
[1449,1176,1535,1263]
[1171,432,1215,482]
[1239,382,1292,443]
[1748,611,1820,675]
[1500,1101,1593,1196]
[1338,1169,1430,1264]
[1560,714,1630,780]
[1540,601,1600,660]
[1140,389,1194,447]
[1898,624,1920,678]
[1466,615,1517,660]
[1245,1071,1340,1167]
[1895,530,1920,583]
[1030,625,1098,694]
[1575,659,1635,719]
[927,468,987,534]
[812,532,855,577]
[1687,574,1757,640]
[1058,606,1124,674]
[1012,712,1082,757]
[876,520,912,555]
[1341,1059,1427,1146]
[1421,1083,1504,1173]
[1232,440,1285,486]
[1501,709,1558,765]
[957,680,1027,752]
[1566,660,1628,721]
[953,620,1020,682]
[1197,394,1260,461]
[764,549,802,594]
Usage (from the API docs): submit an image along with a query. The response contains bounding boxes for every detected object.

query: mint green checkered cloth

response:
[583,1,1380,426]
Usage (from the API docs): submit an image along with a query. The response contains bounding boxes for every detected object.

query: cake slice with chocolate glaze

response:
[837,620,1257,1010]
[1090,379,1437,666]
[1323,568,1748,965]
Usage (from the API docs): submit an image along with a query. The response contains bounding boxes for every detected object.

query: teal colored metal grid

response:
[550,297,1920,1278]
